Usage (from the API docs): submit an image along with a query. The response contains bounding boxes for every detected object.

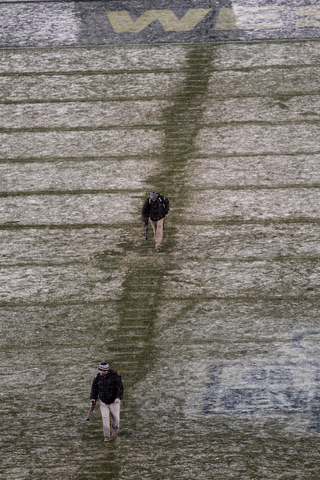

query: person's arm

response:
[142,199,150,224]
[115,374,124,401]
[90,375,99,404]
[163,197,169,216]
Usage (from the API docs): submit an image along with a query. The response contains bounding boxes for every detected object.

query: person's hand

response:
[90,399,95,406]
[114,398,120,404]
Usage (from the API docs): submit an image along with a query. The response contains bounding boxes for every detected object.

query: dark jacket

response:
[90,370,124,405]
[142,194,169,223]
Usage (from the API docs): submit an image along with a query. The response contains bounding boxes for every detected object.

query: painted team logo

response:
[204,332,320,431]
[105,4,320,35]
[106,9,212,33]
[2,1,320,47]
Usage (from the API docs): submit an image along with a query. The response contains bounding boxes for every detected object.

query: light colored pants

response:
[150,218,164,250]
[99,400,120,438]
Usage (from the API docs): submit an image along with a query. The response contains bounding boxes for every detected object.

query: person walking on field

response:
[142,192,169,252]
[90,361,124,442]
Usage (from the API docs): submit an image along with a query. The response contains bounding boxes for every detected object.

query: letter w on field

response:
[107,9,212,33]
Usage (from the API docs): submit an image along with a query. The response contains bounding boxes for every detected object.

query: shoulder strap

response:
[158,195,165,208]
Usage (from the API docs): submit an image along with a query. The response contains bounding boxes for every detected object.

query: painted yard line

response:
[1,294,320,308]
[2,119,320,133]
[0,189,143,196]
[0,261,91,267]
[2,63,320,76]
[2,150,320,164]
[2,91,320,106]
[3,126,163,133]
[0,218,320,230]
[0,68,184,76]
[0,223,134,230]
[0,155,157,164]
[0,0,60,2]
[1,255,320,268]
[2,92,320,105]
[1,185,320,198]
[184,150,320,158]
[0,222,137,230]
[0,97,171,104]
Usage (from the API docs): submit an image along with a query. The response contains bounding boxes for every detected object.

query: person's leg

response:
[150,219,157,240]
[150,219,158,250]
[150,219,164,251]
[109,402,121,437]
[99,401,111,440]
[154,218,164,251]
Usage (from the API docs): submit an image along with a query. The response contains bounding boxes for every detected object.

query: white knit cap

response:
[98,361,110,371]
